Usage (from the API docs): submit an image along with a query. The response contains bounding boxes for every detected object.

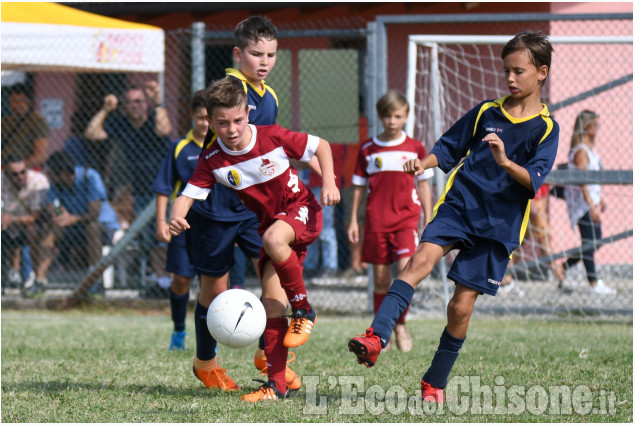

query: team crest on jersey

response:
[227,169,242,187]
[259,158,277,176]
[374,156,383,169]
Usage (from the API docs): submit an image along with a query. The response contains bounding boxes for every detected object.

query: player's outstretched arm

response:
[314,139,340,206]
[168,195,195,236]
[404,154,438,176]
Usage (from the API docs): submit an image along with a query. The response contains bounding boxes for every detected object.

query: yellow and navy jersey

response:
[430,96,559,253]
[193,68,279,221]
[152,129,203,200]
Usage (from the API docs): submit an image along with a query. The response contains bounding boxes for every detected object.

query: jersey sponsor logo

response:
[295,206,309,224]
[259,158,278,176]
[486,127,503,133]
[227,169,242,187]
[249,104,257,112]
[205,149,220,159]
[374,156,383,169]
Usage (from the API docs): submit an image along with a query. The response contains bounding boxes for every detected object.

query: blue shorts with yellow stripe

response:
[420,219,510,296]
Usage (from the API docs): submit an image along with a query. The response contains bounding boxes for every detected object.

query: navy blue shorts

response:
[166,232,196,278]
[186,210,262,277]
[420,220,510,296]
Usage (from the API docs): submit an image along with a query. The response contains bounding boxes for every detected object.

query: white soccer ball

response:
[206,289,266,349]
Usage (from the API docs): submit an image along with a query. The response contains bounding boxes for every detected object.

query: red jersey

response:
[352,131,433,233]
[184,124,321,234]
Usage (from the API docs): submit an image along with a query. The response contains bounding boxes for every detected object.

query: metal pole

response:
[191,22,206,93]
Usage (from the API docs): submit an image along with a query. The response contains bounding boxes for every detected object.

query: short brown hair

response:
[376,90,409,118]
[234,16,278,50]
[190,89,207,112]
[501,31,553,86]
[205,78,248,117]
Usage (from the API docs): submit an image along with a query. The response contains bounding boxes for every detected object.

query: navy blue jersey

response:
[430,96,559,253]
[152,129,203,201]
[192,68,279,221]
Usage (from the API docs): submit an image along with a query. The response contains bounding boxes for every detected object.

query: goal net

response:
[406,35,633,315]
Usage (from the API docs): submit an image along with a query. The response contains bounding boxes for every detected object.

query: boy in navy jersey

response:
[348,31,559,403]
[169,77,340,401]
[152,90,208,351]
[348,91,433,352]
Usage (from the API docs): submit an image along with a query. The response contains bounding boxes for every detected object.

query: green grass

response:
[1,309,632,422]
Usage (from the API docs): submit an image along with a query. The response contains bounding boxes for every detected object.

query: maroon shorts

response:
[258,202,322,273]
[361,228,419,264]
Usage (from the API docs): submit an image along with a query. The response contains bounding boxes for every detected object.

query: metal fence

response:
[1,13,632,316]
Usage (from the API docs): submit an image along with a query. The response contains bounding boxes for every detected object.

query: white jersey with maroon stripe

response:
[352,131,433,233]
[183,124,321,233]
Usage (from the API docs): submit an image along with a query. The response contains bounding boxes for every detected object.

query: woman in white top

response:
[559,110,615,295]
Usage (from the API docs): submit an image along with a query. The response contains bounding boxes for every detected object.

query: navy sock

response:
[194,302,217,361]
[422,327,466,389]
[170,290,189,332]
[370,279,415,347]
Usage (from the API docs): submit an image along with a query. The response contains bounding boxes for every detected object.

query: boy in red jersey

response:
[169,77,340,402]
[348,91,432,352]
[348,31,558,403]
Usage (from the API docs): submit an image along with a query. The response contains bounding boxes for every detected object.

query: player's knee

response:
[261,230,286,254]
[171,275,190,294]
[447,298,473,323]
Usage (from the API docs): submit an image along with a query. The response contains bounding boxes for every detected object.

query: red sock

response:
[397,304,410,324]
[263,317,289,393]
[373,292,387,315]
[272,251,311,312]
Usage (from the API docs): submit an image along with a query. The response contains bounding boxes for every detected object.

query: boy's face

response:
[191,106,209,139]
[380,104,409,139]
[207,104,250,151]
[503,49,548,101]
[233,38,278,86]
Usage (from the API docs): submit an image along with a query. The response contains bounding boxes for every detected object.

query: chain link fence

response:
[1,13,631,316]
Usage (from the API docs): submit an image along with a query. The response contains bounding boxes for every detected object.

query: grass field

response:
[1,308,632,423]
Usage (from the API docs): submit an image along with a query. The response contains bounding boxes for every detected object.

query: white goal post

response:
[406,34,633,142]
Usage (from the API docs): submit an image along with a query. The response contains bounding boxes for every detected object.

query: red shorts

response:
[361,228,419,265]
[535,184,551,200]
[258,202,322,273]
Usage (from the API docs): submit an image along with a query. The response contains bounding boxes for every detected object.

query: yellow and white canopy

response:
[1,2,164,73]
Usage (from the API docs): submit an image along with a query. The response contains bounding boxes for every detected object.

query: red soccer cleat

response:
[347,327,382,368]
[421,379,444,403]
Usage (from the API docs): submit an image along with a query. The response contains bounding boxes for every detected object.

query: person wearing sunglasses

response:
[1,153,50,296]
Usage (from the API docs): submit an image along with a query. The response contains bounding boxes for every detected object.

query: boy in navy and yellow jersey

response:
[152,90,208,351]
[176,16,302,393]
[348,31,559,403]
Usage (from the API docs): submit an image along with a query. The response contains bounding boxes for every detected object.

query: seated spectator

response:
[33,150,120,294]
[1,154,49,295]
[1,83,51,169]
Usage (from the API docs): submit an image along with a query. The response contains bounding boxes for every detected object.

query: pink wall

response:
[548,4,633,265]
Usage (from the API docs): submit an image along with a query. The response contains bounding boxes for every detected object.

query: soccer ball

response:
[206,289,266,349]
